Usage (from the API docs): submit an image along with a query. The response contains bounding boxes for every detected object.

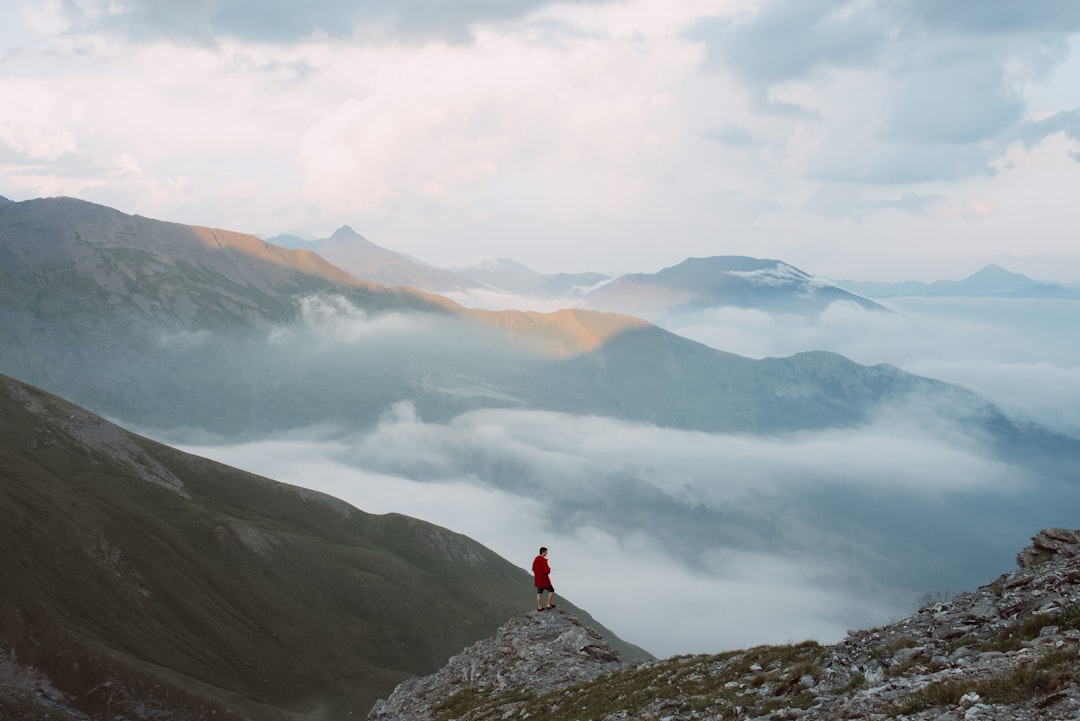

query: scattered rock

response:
[371,529,1080,721]
[369,608,624,721]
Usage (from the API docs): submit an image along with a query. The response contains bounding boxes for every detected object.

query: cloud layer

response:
[3,0,1080,280]
[153,289,1080,657]
[175,395,1053,657]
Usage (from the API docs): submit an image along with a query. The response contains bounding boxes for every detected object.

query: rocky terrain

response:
[369,528,1080,721]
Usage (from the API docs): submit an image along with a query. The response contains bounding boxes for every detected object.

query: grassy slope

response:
[0,374,648,720]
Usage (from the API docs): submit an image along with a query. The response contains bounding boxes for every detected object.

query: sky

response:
[3,0,1080,281]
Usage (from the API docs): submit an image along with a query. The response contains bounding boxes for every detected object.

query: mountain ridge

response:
[263,219,882,315]
[837,264,1080,299]
[582,255,887,316]
[0,194,978,437]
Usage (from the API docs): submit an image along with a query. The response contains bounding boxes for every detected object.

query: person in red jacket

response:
[532,546,555,611]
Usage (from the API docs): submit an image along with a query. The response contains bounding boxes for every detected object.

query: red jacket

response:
[532,554,551,588]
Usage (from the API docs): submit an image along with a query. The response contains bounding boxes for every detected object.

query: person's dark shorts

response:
[535,585,554,593]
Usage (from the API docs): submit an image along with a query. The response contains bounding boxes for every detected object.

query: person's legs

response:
[537,591,543,610]
[546,591,555,608]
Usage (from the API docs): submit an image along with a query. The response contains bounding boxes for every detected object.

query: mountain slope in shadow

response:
[0,373,647,720]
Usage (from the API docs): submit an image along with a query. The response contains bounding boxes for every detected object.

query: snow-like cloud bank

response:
[173,392,1050,657]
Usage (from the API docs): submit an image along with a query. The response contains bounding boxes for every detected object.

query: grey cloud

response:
[691,0,886,88]
[882,52,1023,146]
[55,0,616,44]
[806,186,947,219]
[694,0,1079,88]
[1012,108,1080,154]
[693,0,1080,183]
[703,124,757,148]
[898,0,1080,36]
[704,189,784,223]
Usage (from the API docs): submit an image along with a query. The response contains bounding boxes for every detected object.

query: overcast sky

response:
[4,0,1080,281]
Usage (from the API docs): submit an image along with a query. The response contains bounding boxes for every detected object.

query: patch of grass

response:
[1059,602,1080,631]
[886,637,919,652]
[501,641,827,721]
[914,590,954,611]
[432,687,532,721]
[976,651,1070,705]
[981,604,1080,653]
[890,679,967,716]
[944,634,978,654]
[890,648,1080,717]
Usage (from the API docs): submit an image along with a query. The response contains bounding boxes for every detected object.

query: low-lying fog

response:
[168,295,1080,658]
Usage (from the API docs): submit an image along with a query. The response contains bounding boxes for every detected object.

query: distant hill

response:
[837,264,1080,299]
[452,257,610,298]
[0,196,454,330]
[261,230,316,249]
[0,196,930,437]
[302,229,610,299]
[267,229,874,316]
[309,225,477,293]
[583,256,887,316]
[0,373,648,720]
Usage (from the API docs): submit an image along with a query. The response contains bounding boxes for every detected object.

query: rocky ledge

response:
[369,529,1080,721]
[369,607,623,721]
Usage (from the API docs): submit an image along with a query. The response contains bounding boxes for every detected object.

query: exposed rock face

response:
[1016,527,1080,569]
[370,529,1080,721]
[369,609,624,721]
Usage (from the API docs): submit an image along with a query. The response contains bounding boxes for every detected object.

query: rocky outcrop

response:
[369,529,1080,721]
[1016,527,1080,569]
[369,609,623,721]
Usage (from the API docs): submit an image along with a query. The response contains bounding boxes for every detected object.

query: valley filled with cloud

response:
[165,293,1080,657]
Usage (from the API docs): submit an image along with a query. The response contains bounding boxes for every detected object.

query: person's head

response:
[539,547,548,556]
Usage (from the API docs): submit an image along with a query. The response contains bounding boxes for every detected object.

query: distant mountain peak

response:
[457,257,535,273]
[330,224,362,238]
[586,254,881,315]
[967,263,1029,281]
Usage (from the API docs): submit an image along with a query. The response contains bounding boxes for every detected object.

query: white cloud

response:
[171,388,1042,658]
[0,79,80,159]
[5,0,1080,279]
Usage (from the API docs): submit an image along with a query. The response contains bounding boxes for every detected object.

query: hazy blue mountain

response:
[0,195,11,204]
[837,264,1080,299]
[305,229,610,299]
[584,256,887,316]
[4,195,1080,644]
[0,196,924,438]
[0,373,646,719]
[267,228,873,312]
[452,256,611,297]
[308,224,479,292]
[262,230,316,249]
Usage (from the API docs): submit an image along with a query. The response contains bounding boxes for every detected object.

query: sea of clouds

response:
[168,295,1080,657]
